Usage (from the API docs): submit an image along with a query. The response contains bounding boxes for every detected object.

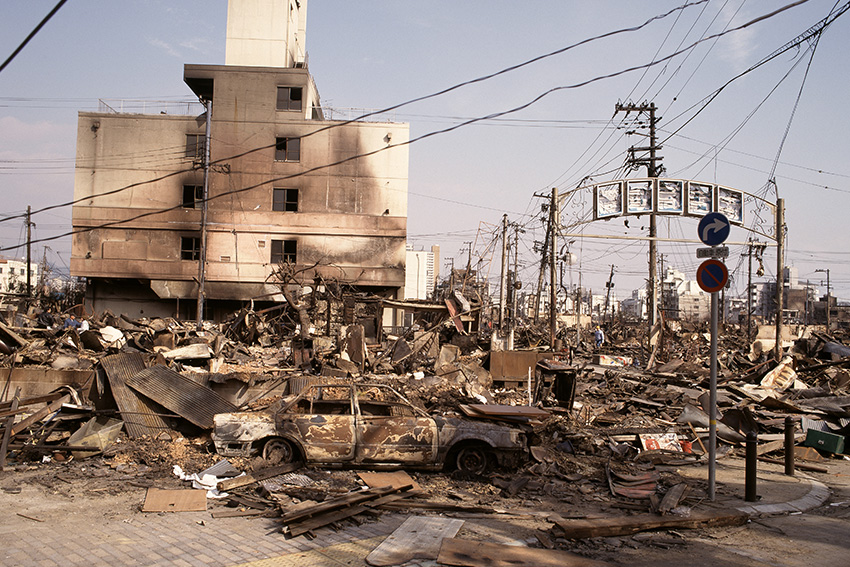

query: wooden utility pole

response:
[775,198,785,361]
[196,98,212,329]
[815,267,831,331]
[498,214,508,331]
[26,205,32,298]
[603,265,615,325]
[533,207,551,324]
[615,102,662,345]
[549,187,558,349]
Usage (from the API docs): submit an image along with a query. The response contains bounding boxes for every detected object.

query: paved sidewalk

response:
[1,500,405,567]
[1,456,840,567]
[676,456,831,515]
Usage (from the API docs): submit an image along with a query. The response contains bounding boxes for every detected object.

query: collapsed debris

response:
[1,295,849,562]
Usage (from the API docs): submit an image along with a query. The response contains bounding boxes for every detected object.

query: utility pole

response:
[26,205,33,299]
[603,265,615,325]
[815,268,831,331]
[743,240,766,342]
[616,102,662,345]
[498,214,508,333]
[533,203,551,324]
[461,241,473,294]
[775,198,785,361]
[196,98,212,330]
[549,188,558,349]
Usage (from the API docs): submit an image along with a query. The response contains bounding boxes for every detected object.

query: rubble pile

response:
[2,300,850,559]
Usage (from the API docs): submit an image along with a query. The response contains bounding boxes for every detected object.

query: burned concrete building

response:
[70,0,410,322]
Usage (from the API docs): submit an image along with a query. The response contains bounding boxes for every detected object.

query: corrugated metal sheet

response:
[125,365,237,429]
[99,353,171,439]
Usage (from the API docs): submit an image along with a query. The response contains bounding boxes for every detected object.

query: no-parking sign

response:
[696,259,728,293]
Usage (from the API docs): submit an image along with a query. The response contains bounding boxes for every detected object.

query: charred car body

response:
[213,383,529,474]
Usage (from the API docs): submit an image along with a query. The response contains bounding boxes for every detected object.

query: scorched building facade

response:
[70,0,409,321]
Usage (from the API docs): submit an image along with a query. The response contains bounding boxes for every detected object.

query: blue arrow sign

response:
[696,259,728,293]
[698,212,730,246]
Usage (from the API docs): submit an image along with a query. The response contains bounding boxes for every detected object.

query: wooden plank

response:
[366,516,464,567]
[758,456,828,473]
[141,488,206,512]
[0,388,20,468]
[657,483,688,514]
[0,391,62,412]
[280,485,405,524]
[553,509,749,539]
[217,462,303,491]
[9,395,70,436]
[211,508,270,518]
[284,491,414,538]
[437,538,612,567]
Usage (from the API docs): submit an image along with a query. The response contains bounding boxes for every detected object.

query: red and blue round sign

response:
[696,259,728,293]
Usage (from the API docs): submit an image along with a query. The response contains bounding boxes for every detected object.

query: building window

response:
[186,134,206,159]
[271,240,297,264]
[182,185,203,208]
[276,87,303,112]
[273,188,299,212]
[275,137,300,162]
[20,269,25,275]
[181,237,200,261]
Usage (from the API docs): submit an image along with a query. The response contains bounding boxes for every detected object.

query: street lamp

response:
[815,268,831,331]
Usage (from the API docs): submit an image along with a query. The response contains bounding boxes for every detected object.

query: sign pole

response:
[696,211,729,503]
[709,290,718,500]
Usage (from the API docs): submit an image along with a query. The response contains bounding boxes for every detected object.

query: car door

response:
[353,384,437,464]
[277,384,356,463]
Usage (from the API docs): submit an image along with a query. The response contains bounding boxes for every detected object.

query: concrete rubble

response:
[1,297,850,564]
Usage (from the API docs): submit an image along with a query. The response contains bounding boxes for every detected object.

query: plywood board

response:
[438,538,612,567]
[357,471,422,492]
[366,516,464,566]
[142,488,206,512]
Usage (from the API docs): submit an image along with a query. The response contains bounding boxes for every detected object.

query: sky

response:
[1,0,849,306]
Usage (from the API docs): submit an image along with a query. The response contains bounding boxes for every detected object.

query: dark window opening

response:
[182,185,203,208]
[185,134,206,159]
[273,188,299,212]
[181,237,200,261]
[276,87,303,112]
[271,239,297,264]
[275,137,300,162]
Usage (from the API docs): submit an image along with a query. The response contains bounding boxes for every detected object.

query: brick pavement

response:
[1,501,407,567]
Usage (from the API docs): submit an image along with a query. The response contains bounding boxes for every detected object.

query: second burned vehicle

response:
[213,383,531,474]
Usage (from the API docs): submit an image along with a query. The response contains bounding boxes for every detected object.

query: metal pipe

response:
[709,290,718,501]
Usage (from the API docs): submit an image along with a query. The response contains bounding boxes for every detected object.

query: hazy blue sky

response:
[1,0,848,304]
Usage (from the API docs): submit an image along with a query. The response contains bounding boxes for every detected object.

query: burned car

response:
[213,383,529,474]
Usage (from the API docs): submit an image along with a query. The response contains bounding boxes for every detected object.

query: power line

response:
[1,0,822,259]
[0,0,68,75]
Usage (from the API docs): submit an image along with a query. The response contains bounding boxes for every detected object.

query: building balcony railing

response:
[321,106,399,123]
[98,99,205,116]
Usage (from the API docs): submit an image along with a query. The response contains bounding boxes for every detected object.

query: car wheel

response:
[262,438,298,465]
[455,446,490,475]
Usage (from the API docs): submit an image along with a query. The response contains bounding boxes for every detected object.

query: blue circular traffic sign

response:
[697,259,728,293]
[698,212,730,246]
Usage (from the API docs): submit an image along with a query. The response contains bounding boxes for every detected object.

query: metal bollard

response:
[785,416,795,476]
[745,430,758,502]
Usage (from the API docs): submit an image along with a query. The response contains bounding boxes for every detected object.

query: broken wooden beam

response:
[552,509,749,539]
[9,394,70,436]
[217,462,302,491]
